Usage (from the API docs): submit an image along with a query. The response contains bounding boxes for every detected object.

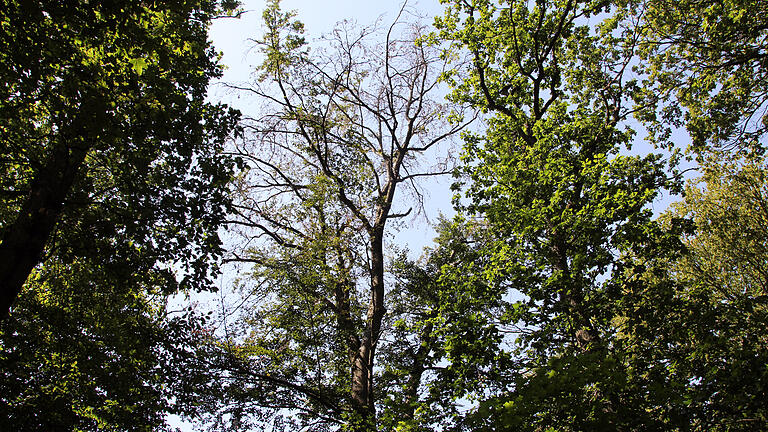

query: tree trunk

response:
[550,233,599,350]
[402,320,434,422]
[349,228,386,430]
[0,141,89,320]
[350,342,373,429]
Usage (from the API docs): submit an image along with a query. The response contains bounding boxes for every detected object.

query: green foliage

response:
[436,0,691,429]
[628,0,768,155]
[2,0,765,430]
[257,0,307,81]
[379,217,510,431]
[0,0,239,299]
[0,0,239,428]
[0,260,191,431]
[658,158,768,429]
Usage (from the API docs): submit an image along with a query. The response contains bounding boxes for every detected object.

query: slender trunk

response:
[0,141,89,320]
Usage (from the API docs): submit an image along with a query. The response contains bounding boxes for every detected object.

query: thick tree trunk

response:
[349,229,386,430]
[350,343,372,426]
[0,141,88,320]
[550,233,599,350]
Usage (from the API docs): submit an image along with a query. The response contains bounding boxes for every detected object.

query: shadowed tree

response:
[0,0,239,320]
[0,0,240,429]
[659,158,768,429]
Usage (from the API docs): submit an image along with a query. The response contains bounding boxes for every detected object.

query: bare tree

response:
[201,1,472,430]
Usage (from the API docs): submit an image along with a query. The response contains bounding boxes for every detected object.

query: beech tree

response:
[181,1,471,430]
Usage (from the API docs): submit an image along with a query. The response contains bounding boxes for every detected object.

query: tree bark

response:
[0,140,89,320]
[349,228,386,430]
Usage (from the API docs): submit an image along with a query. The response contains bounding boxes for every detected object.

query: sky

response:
[205,0,691,249]
[171,1,695,428]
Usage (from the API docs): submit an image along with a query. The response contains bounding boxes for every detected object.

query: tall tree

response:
[178,1,471,430]
[435,0,690,429]
[0,0,239,429]
[0,0,239,319]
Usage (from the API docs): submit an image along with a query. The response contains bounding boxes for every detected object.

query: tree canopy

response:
[172,1,474,429]
[2,0,768,430]
[0,0,239,318]
[435,0,690,428]
[629,0,768,155]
